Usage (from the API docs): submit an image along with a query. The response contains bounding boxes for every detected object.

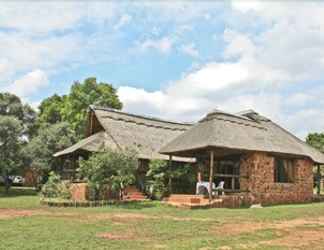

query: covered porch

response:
[164,147,250,208]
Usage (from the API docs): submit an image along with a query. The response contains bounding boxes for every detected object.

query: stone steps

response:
[124,186,147,201]
[163,194,224,208]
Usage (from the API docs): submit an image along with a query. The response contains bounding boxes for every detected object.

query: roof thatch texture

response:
[53,132,106,157]
[54,106,193,162]
[160,110,324,164]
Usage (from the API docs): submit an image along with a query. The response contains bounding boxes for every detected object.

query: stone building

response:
[55,107,324,206]
[160,110,324,206]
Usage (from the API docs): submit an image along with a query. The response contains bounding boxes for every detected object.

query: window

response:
[274,158,295,183]
[214,155,241,191]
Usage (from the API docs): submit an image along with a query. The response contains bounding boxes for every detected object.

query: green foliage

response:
[41,172,71,199]
[146,160,169,200]
[38,94,66,124]
[0,92,37,138]
[36,78,122,138]
[23,122,76,176]
[61,77,122,137]
[0,116,23,191]
[79,149,137,200]
[146,160,195,199]
[306,133,324,152]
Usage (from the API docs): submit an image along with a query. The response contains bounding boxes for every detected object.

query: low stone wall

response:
[70,182,89,201]
[69,182,115,201]
[240,152,314,205]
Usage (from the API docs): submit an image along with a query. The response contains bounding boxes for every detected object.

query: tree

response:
[38,94,66,125]
[0,92,37,139]
[62,77,122,137]
[306,133,324,152]
[23,122,77,182]
[79,149,137,200]
[0,116,23,192]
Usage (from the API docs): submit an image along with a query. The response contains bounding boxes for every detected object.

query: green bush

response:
[41,171,71,199]
[78,149,137,200]
[146,160,169,200]
[146,160,196,199]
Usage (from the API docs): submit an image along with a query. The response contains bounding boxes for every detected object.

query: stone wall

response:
[240,152,314,205]
[69,182,115,201]
[70,183,89,201]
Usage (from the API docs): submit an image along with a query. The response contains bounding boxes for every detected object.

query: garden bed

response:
[40,198,145,207]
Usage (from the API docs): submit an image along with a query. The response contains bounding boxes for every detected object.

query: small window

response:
[274,158,294,183]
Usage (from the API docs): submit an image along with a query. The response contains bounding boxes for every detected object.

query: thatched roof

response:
[53,132,106,157]
[160,110,324,164]
[54,106,193,162]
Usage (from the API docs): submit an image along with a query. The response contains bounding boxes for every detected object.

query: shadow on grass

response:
[0,186,38,198]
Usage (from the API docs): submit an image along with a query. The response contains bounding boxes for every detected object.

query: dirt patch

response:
[215,222,266,236]
[262,228,324,247]
[97,232,135,240]
[213,217,324,249]
[215,216,324,236]
[0,209,49,219]
[217,246,232,250]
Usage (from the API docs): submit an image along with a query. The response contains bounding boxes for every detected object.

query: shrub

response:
[146,160,169,200]
[146,160,196,199]
[78,149,137,200]
[41,171,71,199]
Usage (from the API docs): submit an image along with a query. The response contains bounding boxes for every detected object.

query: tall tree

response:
[0,93,37,138]
[62,77,122,137]
[0,116,23,192]
[38,94,66,125]
[23,122,77,180]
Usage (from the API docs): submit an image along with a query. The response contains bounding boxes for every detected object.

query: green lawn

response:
[1,187,324,250]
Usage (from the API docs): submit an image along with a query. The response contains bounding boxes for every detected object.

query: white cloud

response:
[114,14,132,30]
[0,2,117,33]
[118,2,324,138]
[231,0,264,13]
[180,43,199,58]
[5,69,48,99]
[140,37,173,54]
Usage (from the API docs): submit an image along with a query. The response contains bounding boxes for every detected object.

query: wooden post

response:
[317,164,321,195]
[168,155,173,194]
[209,150,214,202]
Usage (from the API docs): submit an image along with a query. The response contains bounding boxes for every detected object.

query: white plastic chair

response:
[214,181,225,196]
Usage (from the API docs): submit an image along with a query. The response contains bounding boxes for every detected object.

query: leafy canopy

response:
[0,116,23,190]
[23,122,77,175]
[306,133,324,153]
[38,77,122,137]
[0,92,37,138]
[38,94,66,125]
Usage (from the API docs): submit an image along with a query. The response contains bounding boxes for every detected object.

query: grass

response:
[1,187,324,249]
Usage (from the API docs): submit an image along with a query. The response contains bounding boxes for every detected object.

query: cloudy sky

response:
[0,1,324,139]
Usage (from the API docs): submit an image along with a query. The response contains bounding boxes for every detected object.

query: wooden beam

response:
[168,155,173,194]
[317,164,321,195]
[209,150,214,202]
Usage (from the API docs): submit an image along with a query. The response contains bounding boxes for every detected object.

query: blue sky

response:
[0,1,324,139]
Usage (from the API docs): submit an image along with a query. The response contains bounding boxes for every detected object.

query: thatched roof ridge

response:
[160,109,324,164]
[55,106,194,162]
[53,132,106,157]
[89,105,192,131]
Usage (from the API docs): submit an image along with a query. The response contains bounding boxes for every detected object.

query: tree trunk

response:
[4,173,11,194]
